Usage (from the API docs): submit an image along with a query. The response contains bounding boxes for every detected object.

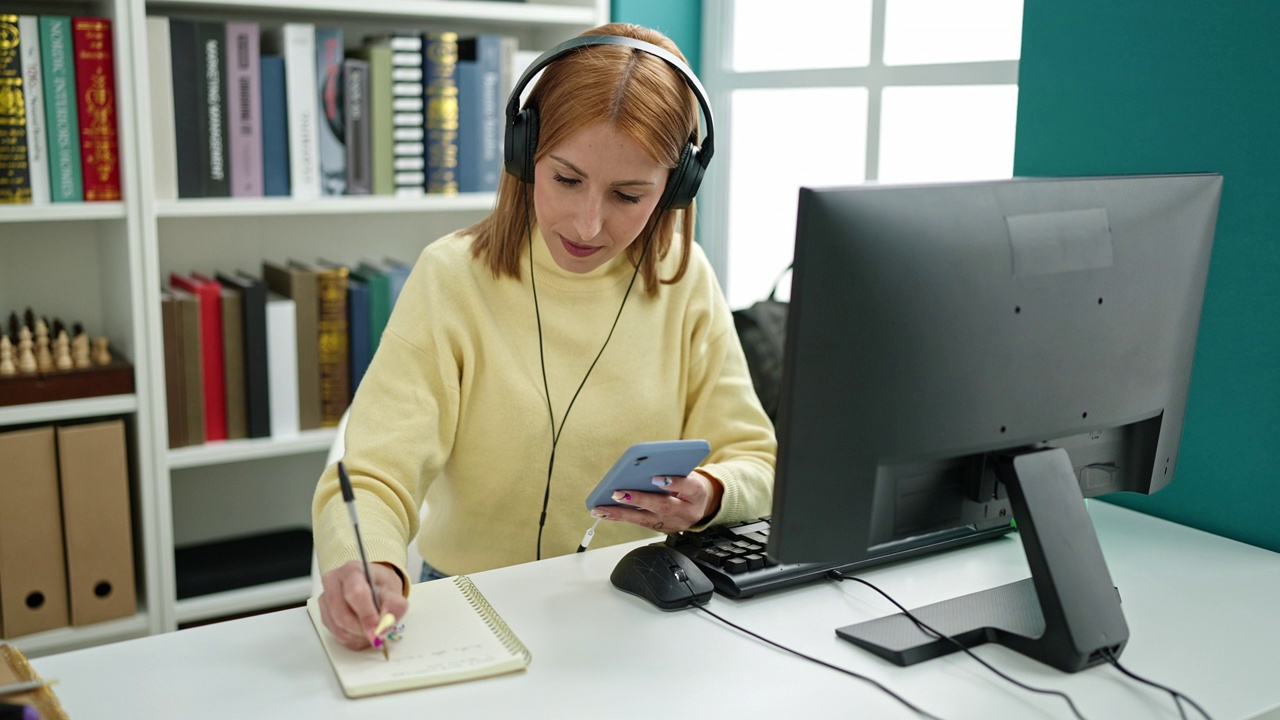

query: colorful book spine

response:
[315,264,350,426]
[315,26,345,195]
[390,33,424,196]
[356,262,391,355]
[170,272,227,442]
[168,18,204,198]
[343,57,371,195]
[196,21,229,198]
[259,54,290,196]
[39,15,83,202]
[72,16,121,201]
[19,16,49,204]
[0,14,32,204]
[423,32,459,194]
[226,22,263,197]
[346,272,371,397]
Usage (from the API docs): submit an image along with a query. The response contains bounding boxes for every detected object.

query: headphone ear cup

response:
[503,107,540,183]
[659,143,704,211]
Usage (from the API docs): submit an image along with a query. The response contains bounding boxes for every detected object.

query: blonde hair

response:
[467,23,700,296]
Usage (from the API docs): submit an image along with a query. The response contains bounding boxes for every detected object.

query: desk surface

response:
[33,503,1280,720]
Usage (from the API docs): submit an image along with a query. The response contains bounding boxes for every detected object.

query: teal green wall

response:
[1015,2,1280,552]
[611,0,702,72]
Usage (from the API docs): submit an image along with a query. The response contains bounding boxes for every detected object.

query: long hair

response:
[467,23,700,297]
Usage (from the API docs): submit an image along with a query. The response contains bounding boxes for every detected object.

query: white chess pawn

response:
[17,326,38,375]
[54,330,73,370]
[35,319,54,372]
[92,336,111,366]
[0,335,15,376]
[72,332,91,369]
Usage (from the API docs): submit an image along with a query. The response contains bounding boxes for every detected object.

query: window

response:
[701,0,1023,308]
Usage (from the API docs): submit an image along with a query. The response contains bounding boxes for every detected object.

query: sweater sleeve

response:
[681,266,777,529]
[311,251,461,580]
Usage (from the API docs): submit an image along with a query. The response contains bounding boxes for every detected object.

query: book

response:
[311,260,349,426]
[216,271,271,438]
[263,261,321,430]
[356,262,391,355]
[306,575,531,698]
[264,23,321,199]
[226,22,263,197]
[219,282,247,440]
[171,272,226,442]
[196,20,229,198]
[343,57,371,195]
[345,269,370,398]
[0,14,32,204]
[456,35,503,193]
[259,54,290,197]
[353,37,393,195]
[39,15,84,202]
[19,16,49,205]
[423,32,459,194]
[315,26,345,195]
[265,292,300,437]
[160,289,187,448]
[72,16,121,201]
[389,32,425,196]
[168,18,204,198]
[170,287,206,444]
[145,16,178,200]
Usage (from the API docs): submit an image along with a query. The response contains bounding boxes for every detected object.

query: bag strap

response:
[766,264,794,302]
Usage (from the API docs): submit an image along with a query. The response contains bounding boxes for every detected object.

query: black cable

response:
[1102,648,1213,720]
[828,571,1091,720]
[524,181,659,559]
[691,602,946,720]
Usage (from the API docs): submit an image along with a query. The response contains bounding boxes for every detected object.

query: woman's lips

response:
[561,236,602,258]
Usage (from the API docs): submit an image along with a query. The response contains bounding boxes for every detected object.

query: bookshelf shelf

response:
[167,427,338,469]
[0,394,139,427]
[174,577,312,625]
[0,202,127,224]
[8,612,152,659]
[155,193,496,218]
[145,0,598,27]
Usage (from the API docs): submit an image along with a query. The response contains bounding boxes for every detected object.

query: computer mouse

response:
[610,543,714,611]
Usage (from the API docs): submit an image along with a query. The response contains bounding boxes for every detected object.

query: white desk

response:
[32,503,1280,719]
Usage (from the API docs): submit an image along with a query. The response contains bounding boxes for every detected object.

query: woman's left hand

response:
[593,471,723,533]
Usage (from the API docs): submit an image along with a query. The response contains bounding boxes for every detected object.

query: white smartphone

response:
[584,439,712,510]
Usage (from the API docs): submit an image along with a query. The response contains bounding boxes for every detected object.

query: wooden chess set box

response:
[0,309,134,407]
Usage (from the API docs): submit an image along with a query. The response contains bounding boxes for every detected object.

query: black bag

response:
[732,266,791,422]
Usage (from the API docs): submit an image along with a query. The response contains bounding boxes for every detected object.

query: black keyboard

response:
[666,517,1014,599]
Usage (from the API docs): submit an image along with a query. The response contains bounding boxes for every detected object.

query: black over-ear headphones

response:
[503,34,715,211]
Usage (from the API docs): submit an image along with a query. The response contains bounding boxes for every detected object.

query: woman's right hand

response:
[317,560,410,650]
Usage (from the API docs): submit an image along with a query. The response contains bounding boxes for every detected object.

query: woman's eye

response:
[553,173,580,187]
[615,192,641,204]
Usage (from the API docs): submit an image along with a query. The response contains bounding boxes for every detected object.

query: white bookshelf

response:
[1,0,609,656]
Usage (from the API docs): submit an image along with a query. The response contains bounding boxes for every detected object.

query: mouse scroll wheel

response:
[672,567,688,582]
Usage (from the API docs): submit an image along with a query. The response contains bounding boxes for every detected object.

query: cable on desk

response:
[827,571,1090,720]
[1101,648,1213,720]
[691,602,947,720]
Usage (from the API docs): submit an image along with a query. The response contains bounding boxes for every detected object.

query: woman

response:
[313,22,775,651]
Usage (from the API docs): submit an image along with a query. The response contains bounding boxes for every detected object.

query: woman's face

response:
[532,121,668,274]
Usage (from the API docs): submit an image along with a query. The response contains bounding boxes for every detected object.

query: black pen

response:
[337,461,389,661]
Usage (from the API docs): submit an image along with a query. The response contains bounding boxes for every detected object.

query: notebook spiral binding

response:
[453,576,533,664]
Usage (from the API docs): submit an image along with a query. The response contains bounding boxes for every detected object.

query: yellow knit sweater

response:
[312,228,776,579]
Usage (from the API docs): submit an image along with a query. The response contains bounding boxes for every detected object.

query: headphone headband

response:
[503,34,715,209]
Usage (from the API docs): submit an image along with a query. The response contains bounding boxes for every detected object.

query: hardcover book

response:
[343,57,372,195]
[263,261,321,430]
[353,38,393,195]
[217,271,271,439]
[160,289,188,448]
[18,16,49,204]
[146,16,178,200]
[264,23,321,199]
[456,35,503,193]
[310,261,349,426]
[196,21,229,197]
[72,16,121,201]
[315,27,345,195]
[0,14,32,204]
[219,284,248,440]
[307,576,531,698]
[423,32,459,194]
[39,15,83,202]
[171,272,227,442]
[389,32,424,196]
[168,18,204,198]
[259,54,290,197]
[265,292,300,437]
[226,22,263,197]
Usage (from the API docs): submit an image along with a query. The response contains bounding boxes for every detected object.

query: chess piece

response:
[0,335,15,376]
[72,332,92,369]
[54,330,73,370]
[18,326,38,375]
[35,318,54,372]
[92,336,112,366]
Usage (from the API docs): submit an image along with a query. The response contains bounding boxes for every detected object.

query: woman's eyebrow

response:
[549,154,657,187]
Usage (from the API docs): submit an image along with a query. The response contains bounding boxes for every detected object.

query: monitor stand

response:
[836,447,1129,673]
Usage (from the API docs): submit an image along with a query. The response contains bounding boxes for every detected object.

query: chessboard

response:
[0,311,135,407]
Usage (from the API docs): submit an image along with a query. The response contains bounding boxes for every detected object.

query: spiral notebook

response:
[307,575,532,698]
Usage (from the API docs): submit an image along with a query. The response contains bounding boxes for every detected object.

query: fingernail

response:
[652,475,673,488]
[591,509,609,519]
[612,491,632,502]
[372,636,384,648]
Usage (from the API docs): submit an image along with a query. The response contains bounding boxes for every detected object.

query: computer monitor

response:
[768,173,1222,673]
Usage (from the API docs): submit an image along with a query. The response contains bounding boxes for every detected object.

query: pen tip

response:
[382,647,389,661]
